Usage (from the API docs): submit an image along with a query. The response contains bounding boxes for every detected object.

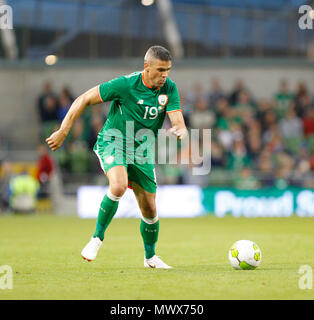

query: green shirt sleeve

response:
[98,76,127,102]
[166,81,181,113]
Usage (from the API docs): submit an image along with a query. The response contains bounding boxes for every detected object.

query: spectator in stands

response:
[207,78,225,110]
[227,137,250,171]
[257,149,275,187]
[36,144,55,198]
[274,151,295,189]
[215,98,231,125]
[87,114,103,150]
[302,107,314,137]
[215,106,236,152]
[57,90,72,122]
[294,82,312,118]
[186,82,207,107]
[229,79,245,106]
[295,81,308,100]
[42,95,59,122]
[295,93,312,119]
[67,119,91,174]
[61,86,75,103]
[244,118,262,161]
[210,140,225,167]
[261,109,277,133]
[68,119,88,148]
[263,123,284,153]
[37,82,56,123]
[39,94,59,141]
[215,98,235,131]
[279,106,303,139]
[274,79,294,117]
[256,99,273,128]
[0,161,13,213]
[233,91,256,126]
[233,167,260,190]
[234,90,254,111]
[189,97,216,130]
[9,169,39,213]
[290,146,311,186]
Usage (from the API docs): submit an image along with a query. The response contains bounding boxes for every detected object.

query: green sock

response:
[140,219,159,259]
[93,193,119,241]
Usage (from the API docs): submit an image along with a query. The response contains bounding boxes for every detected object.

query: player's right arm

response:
[46,85,102,151]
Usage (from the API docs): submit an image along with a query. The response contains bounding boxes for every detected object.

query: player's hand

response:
[46,129,67,151]
[169,126,188,140]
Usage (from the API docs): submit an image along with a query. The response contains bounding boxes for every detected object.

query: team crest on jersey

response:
[158,94,168,106]
[105,156,114,164]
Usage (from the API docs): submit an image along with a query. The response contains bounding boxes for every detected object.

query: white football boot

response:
[144,255,173,269]
[81,237,102,261]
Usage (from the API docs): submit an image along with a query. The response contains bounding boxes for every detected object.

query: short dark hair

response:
[144,46,172,62]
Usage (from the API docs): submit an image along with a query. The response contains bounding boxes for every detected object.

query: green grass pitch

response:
[0,214,314,300]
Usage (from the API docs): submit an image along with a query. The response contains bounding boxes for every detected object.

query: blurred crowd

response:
[37,82,103,177]
[176,78,314,189]
[35,78,314,189]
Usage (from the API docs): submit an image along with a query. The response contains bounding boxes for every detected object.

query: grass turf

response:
[0,214,313,300]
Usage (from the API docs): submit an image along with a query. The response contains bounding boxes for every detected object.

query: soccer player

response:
[46,46,187,269]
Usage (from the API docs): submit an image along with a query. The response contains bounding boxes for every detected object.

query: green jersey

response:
[97,71,181,153]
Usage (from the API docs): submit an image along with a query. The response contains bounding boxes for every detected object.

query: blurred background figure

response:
[8,168,39,213]
[233,166,261,190]
[38,94,59,141]
[229,79,245,106]
[274,79,294,118]
[57,88,73,122]
[189,98,216,131]
[207,78,225,110]
[38,82,56,117]
[36,144,55,199]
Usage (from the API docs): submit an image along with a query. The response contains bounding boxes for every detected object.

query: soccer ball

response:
[228,240,262,270]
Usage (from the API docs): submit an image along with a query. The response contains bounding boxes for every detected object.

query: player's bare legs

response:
[81,166,127,261]
[132,182,172,269]
[106,166,128,198]
[132,182,157,220]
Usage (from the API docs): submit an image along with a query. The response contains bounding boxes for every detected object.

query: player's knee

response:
[109,183,127,198]
[141,202,156,218]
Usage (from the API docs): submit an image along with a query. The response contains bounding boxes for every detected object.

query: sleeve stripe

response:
[98,85,104,103]
[167,109,182,114]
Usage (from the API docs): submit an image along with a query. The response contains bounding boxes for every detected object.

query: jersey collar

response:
[142,72,160,91]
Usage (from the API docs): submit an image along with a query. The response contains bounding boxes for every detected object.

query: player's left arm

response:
[167,110,188,140]
[166,81,188,140]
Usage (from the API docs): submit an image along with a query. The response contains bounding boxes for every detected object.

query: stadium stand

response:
[3,0,312,59]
